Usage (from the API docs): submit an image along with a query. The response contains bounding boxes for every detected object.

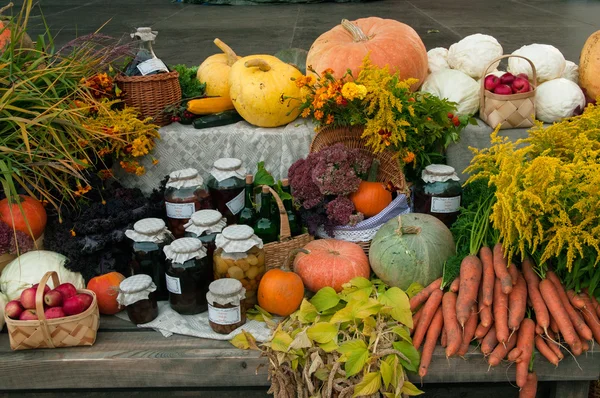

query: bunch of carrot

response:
[409,243,600,398]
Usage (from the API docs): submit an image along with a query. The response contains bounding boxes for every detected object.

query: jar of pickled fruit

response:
[163,237,213,315]
[117,274,159,325]
[207,278,247,334]
[206,158,246,224]
[165,168,214,238]
[214,225,264,309]
[184,209,226,266]
[125,218,173,301]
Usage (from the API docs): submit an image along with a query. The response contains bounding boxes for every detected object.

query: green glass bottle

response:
[281,178,301,236]
[238,175,256,226]
[253,186,278,244]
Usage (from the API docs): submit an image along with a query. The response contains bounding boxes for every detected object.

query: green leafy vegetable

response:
[171,64,205,99]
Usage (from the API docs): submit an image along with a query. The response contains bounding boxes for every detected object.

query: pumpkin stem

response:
[213,38,238,66]
[245,59,271,72]
[341,19,369,42]
[366,159,380,182]
[282,248,309,272]
[395,215,421,236]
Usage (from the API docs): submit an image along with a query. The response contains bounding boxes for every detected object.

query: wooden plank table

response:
[0,315,598,397]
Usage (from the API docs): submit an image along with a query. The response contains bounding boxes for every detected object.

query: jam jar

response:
[117,274,159,325]
[413,164,462,227]
[206,158,246,224]
[165,168,214,238]
[184,209,226,266]
[214,225,264,309]
[164,237,214,315]
[207,278,247,334]
[125,218,173,301]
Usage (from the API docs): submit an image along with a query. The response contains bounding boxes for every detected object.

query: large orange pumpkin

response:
[257,259,304,317]
[306,17,428,91]
[579,30,600,104]
[0,195,47,239]
[87,272,126,315]
[293,239,370,292]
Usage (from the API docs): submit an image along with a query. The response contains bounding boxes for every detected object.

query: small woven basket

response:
[479,55,537,130]
[263,185,313,270]
[4,271,100,351]
[116,71,182,126]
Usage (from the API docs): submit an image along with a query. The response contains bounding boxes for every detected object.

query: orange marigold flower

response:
[321,68,334,76]
[152,158,159,165]
[403,152,416,164]
[75,159,89,170]
[301,108,311,118]
[77,139,89,146]
[98,148,111,157]
[98,169,113,180]
[70,229,76,237]
[135,166,146,176]
[314,110,324,120]
[326,114,334,125]
[74,184,92,197]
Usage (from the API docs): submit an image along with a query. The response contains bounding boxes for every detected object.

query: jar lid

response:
[422,164,460,184]
[117,274,157,307]
[164,237,207,263]
[183,210,227,236]
[166,168,204,189]
[215,225,263,253]
[210,158,246,183]
[214,158,242,171]
[207,278,246,306]
[125,218,173,243]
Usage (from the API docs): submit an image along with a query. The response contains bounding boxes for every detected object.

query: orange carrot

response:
[410,309,422,336]
[539,279,582,355]
[582,339,590,353]
[493,243,512,294]
[550,315,559,335]
[481,326,498,355]
[535,324,543,335]
[480,246,495,307]
[567,290,586,310]
[508,263,519,286]
[521,258,550,334]
[519,372,537,398]
[579,294,600,344]
[547,337,564,361]
[509,274,528,332]
[458,305,478,356]
[480,305,493,328]
[413,289,443,349]
[443,292,462,357]
[456,255,483,327]
[515,318,535,388]
[418,307,443,379]
[409,277,442,312]
[441,328,447,347]
[507,347,523,362]
[475,322,492,340]
[450,277,460,293]
[494,278,509,345]
[547,271,593,342]
[488,331,517,366]
[535,335,559,366]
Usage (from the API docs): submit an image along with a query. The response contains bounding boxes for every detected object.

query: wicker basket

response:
[590,380,600,398]
[0,234,44,275]
[116,71,182,126]
[4,271,100,350]
[479,55,537,130]
[263,185,313,270]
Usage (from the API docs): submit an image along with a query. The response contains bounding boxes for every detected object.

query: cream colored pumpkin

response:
[229,55,303,128]
[197,39,241,97]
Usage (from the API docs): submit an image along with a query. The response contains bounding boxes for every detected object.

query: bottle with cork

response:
[253,186,278,244]
[238,175,257,227]
[281,178,301,237]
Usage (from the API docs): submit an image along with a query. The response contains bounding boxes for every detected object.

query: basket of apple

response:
[479,55,537,129]
[3,271,99,350]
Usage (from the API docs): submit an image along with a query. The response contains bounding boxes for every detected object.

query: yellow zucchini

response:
[187,96,235,115]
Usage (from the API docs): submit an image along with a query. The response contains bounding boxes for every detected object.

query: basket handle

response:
[262,185,291,241]
[35,271,60,348]
[479,54,538,110]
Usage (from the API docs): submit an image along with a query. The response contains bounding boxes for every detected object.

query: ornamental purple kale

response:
[288,156,322,209]
[312,144,371,196]
[325,196,355,226]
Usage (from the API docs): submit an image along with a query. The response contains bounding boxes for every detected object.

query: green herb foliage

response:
[171,64,205,99]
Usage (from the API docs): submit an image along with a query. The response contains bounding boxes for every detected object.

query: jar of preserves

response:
[206,158,246,224]
[214,225,264,309]
[165,168,214,238]
[207,278,246,334]
[413,164,462,227]
[125,218,173,301]
[117,274,159,325]
[163,237,213,315]
[184,209,226,264]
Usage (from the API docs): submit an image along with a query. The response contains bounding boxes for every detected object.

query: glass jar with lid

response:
[184,209,226,263]
[207,278,247,334]
[206,158,246,224]
[165,168,214,238]
[125,218,173,301]
[163,237,214,315]
[117,274,159,325]
[213,225,264,309]
[413,164,462,227]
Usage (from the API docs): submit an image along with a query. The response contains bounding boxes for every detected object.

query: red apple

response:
[500,72,515,86]
[516,73,529,81]
[44,307,66,319]
[32,283,51,294]
[19,309,38,321]
[63,295,89,316]
[44,290,63,307]
[493,84,513,95]
[511,77,531,93]
[20,287,38,310]
[54,283,78,301]
[76,293,93,312]
[5,300,24,320]
[484,75,500,91]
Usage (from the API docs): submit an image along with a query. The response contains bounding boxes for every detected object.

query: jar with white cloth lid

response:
[184,209,226,267]
[164,237,213,315]
[414,164,462,227]
[213,225,264,309]
[206,158,246,224]
[207,278,247,334]
[117,274,158,325]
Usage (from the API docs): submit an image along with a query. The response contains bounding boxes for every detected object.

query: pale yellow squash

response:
[229,55,303,128]
[579,30,600,103]
[197,39,241,97]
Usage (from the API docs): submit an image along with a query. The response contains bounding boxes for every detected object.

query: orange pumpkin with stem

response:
[0,195,47,239]
[87,272,126,315]
[306,17,428,91]
[257,250,305,316]
[350,159,392,217]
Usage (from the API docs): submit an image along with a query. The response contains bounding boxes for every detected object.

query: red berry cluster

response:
[448,112,460,127]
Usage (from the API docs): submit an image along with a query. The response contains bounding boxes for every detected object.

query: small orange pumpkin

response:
[293,239,370,292]
[350,159,392,217]
[0,195,47,239]
[257,253,304,316]
[87,272,126,315]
